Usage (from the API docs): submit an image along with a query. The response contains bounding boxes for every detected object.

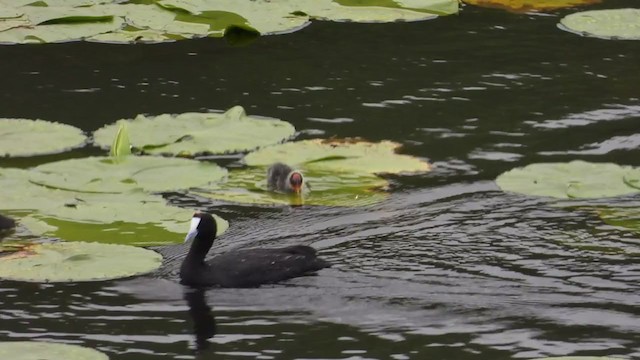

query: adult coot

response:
[266,162,304,194]
[180,212,330,287]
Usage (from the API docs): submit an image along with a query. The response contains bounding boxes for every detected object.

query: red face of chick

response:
[289,172,303,194]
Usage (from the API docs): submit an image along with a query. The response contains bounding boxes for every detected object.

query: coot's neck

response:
[184,233,214,266]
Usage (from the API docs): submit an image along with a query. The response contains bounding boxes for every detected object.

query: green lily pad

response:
[29,156,227,193]
[243,139,431,175]
[623,168,640,189]
[0,118,86,157]
[0,341,108,360]
[20,193,229,245]
[0,168,73,211]
[0,241,162,282]
[93,106,296,156]
[193,166,390,206]
[496,161,640,199]
[0,15,124,44]
[0,168,229,245]
[559,8,640,40]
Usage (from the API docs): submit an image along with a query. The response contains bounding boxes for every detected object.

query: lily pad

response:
[193,166,390,206]
[29,156,227,193]
[0,241,162,282]
[0,15,124,44]
[559,8,640,40]
[0,118,86,157]
[93,106,296,156]
[0,168,229,245]
[243,139,431,175]
[496,161,640,199]
[0,341,108,360]
[463,0,600,13]
[20,192,230,246]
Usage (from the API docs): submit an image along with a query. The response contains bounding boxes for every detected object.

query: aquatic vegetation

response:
[244,138,432,175]
[194,166,390,206]
[559,8,640,40]
[462,0,600,13]
[496,161,640,199]
[93,106,295,156]
[0,341,108,360]
[0,118,86,157]
[0,0,458,45]
[29,156,226,193]
[0,241,162,282]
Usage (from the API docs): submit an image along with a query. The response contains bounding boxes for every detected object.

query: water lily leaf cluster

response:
[93,106,296,156]
[462,0,600,13]
[0,241,162,282]
[196,139,430,206]
[194,166,391,206]
[495,161,640,199]
[0,341,109,360]
[0,118,86,157]
[0,0,458,45]
[559,8,640,40]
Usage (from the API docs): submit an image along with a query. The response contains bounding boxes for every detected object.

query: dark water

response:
[1,1,640,359]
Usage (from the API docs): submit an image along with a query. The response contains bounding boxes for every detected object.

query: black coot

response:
[266,162,304,194]
[180,212,330,287]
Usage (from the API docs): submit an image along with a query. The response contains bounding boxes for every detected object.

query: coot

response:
[266,162,305,194]
[180,212,330,287]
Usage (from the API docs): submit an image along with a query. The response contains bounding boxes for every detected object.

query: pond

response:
[1,1,639,359]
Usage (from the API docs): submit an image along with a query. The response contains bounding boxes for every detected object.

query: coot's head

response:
[288,171,304,194]
[185,212,217,244]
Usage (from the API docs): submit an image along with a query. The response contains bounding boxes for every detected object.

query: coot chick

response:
[0,214,15,231]
[267,162,305,194]
[180,212,330,287]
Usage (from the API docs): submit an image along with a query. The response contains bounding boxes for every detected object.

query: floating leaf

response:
[1,167,229,245]
[243,139,431,175]
[0,241,162,282]
[463,0,600,13]
[193,166,389,206]
[0,341,108,360]
[496,161,640,199]
[20,192,229,246]
[559,8,640,40]
[0,15,124,44]
[30,156,227,193]
[93,106,296,156]
[0,118,86,157]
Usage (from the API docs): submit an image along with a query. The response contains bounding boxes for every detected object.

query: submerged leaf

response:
[559,8,640,40]
[0,118,86,157]
[243,139,431,175]
[93,106,296,156]
[0,241,162,282]
[29,156,227,193]
[0,341,109,360]
[496,161,640,199]
[193,166,390,206]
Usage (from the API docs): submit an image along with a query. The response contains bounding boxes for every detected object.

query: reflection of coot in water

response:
[180,212,330,287]
[184,287,216,352]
